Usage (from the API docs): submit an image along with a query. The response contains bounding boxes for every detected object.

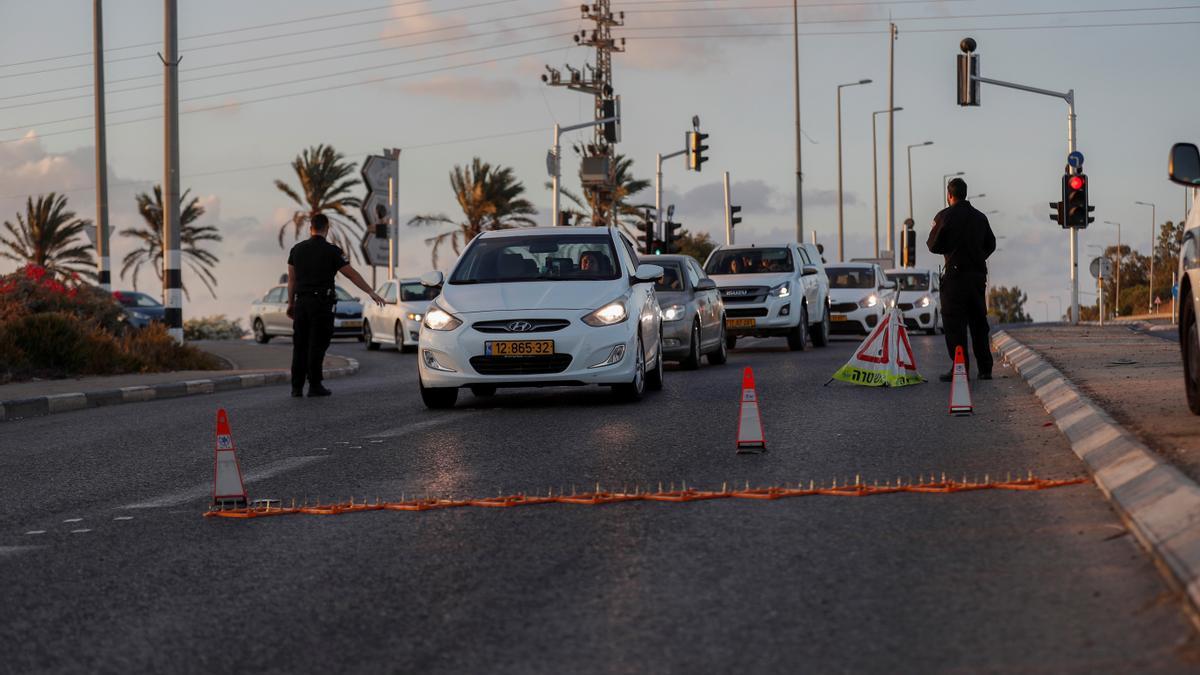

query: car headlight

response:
[422,303,461,331]
[661,304,686,322]
[582,298,628,327]
[769,282,791,298]
[858,294,879,309]
[406,312,423,321]
[918,295,931,308]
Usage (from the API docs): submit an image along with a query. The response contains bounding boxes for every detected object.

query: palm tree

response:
[120,185,222,299]
[553,151,652,236]
[274,144,362,258]
[0,193,94,279]
[408,158,537,267]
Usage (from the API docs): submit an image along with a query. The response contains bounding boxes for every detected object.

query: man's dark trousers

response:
[291,296,334,391]
[941,275,993,376]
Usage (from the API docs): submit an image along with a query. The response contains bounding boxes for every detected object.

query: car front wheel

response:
[253,319,271,344]
[811,304,831,347]
[615,333,647,401]
[419,378,458,409]
[646,332,665,391]
[681,322,701,370]
[1183,289,1200,415]
[708,321,728,365]
[787,305,808,351]
[364,321,380,350]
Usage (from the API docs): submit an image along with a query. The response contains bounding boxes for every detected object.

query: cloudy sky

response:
[1,0,1197,322]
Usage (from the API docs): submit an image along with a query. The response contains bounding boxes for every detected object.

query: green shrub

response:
[0,264,124,334]
[0,312,89,378]
[184,314,248,341]
[122,323,221,372]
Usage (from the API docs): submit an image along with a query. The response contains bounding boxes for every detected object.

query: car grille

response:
[334,311,361,319]
[726,307,769,318]
[472,319,571,334]
[470,354,573,375]
[830,302,858,313]
[720,287,768,303]
[898,303,914,311]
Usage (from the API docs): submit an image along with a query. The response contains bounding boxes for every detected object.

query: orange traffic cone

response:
[948,346,973,416]
[736,367,767,453]
[212,408,247,509]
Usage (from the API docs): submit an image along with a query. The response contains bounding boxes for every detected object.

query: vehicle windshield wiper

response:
[448,279,479,285]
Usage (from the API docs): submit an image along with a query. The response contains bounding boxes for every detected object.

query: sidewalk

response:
[0,339,357,421]
[1003,324,1197,482]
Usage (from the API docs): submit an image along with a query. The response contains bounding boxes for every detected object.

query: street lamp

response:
[872,107,902,258]
[1135,200,1156,314]
[836,78,872,262]
[1104,220,1121,317]
[943,172,964,206]
[905,141,933,229]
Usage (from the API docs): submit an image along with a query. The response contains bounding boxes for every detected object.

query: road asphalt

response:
[1,332,1196,672]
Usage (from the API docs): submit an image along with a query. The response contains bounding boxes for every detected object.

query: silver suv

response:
[703,242,831,351]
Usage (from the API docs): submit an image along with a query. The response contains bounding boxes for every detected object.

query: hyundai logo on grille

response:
[724,289,751,296]
[506,320,535,333]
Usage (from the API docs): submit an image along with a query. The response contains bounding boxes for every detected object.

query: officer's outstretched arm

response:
[339,264,386,306]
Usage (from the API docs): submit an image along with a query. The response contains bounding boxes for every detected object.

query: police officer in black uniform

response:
[927,177,997,382]
[286,214,384,397]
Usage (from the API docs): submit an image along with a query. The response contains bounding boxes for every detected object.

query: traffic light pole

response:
[550,116,618,226]
[970,71,1079,324]
[655,148,687,240]
[723,172,733,245]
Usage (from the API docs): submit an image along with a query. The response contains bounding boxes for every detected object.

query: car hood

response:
[896,290,931,302]
[708,273,794,288]
[440,281,623,314]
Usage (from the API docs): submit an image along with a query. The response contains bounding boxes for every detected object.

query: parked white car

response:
[1168,142,1200,413]
[703,242,830,351]
[250,284,363,343]
[363,277,439,352]
[416,227,665,408]
[885,267,942,335]
[825,263,897,336]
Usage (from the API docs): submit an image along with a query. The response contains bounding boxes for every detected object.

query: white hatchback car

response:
[363,277,439,352]
[825,262,897,335]
[885,267,942,335]
[416,227,666,408]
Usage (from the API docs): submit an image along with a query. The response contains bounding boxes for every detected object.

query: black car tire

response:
[253,319,271,344]
[681,322,701,370]
[364,322,380,350]
[708,321,729,365]
[614,332,647,401]
[419,378,458,409]
[787,305,808,351]
[725,334,738,350]
[811,305,831,347]
[1183,289,1200,415]
[646,332,665,391]
[470,385,497,398]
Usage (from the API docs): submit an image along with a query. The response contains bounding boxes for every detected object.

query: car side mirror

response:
[1169,142,1200,187]
[633,264,664,284]
[694,278,717,291]
[801,266,820,277]
[419,270,444,287]
[883,281,897,290]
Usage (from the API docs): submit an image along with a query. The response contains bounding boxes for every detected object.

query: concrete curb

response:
[0,358,359,422]
[993,330,1200,617]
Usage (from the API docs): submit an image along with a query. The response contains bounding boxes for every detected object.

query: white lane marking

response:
[0,546,43,558]
[24,531,45,535]
[368,440,383,444]
[366,415,464,439]
[349,445,363,449]
[121,455,330,509]
[71,529,92,534]
[62,518,83,523]
[113,516,134,521]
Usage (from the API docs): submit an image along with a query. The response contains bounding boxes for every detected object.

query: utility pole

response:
[792,0,803,243]
[1136,200,1156,314]
[886,23,897,266]
[92,0,110,291]
[543,0,624,227]
[872,107,901,258]
[161,0,182,342]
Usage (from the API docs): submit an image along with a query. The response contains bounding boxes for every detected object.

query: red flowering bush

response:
[0,264,123,334]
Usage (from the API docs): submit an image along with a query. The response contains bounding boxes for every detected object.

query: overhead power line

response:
[624,18,1200,40]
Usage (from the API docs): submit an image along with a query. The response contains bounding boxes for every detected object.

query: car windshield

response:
[334,287,355,302]
[449,234,621,284]
[827,267,876,289]
[887,273,929,291]
[653,263,685,292]
[400,283,438,302]
[705,248,794,275]
[114,292,161,308]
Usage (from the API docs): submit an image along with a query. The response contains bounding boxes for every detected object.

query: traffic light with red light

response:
[1063,172,1091,228]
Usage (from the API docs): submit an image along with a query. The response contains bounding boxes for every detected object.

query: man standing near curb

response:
[927,177,996,381]
[286,214,384,397]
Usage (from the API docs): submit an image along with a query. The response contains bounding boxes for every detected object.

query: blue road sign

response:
[1068,151,1084,170]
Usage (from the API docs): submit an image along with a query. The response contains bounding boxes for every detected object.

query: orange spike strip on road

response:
[203,475,1091,519]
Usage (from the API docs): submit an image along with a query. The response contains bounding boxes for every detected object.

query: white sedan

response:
[416,227,665,408]
[363,277,438,352]
[825,263,897,335]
